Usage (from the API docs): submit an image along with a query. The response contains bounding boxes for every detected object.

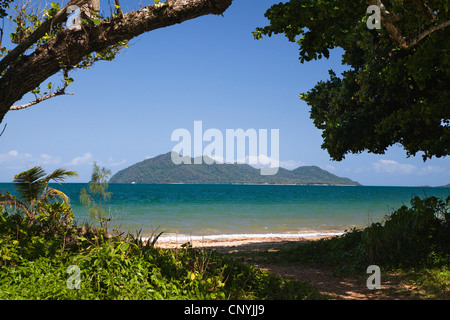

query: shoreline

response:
[146,232,343,250]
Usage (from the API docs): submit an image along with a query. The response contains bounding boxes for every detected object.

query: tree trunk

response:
[0,0,232,124]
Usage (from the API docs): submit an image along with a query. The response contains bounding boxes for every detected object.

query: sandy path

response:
[155,236,408,300]
[256,264,404,300]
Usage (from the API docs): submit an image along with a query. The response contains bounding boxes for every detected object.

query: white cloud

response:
[0,149,31,161]
[39,153,61,165]
[280,160,307,170]
[8,150,18,157]
[0,150,42,168]
[243,155,279,168]
[101,156,127,168]
[67,152,93,166]
[372,159,416,174]
[0,150,14,164]
[417,165,445,175]
[208,154,225,164]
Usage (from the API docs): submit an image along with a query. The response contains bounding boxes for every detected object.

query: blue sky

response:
[1,0,449,186]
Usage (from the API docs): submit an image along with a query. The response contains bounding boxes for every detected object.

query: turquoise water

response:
[1,183,449,240]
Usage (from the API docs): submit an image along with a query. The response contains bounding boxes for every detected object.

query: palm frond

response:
[11,166,78,209]
[13,166,46,204]
[41,187,70,204]
[44,168,79,186]
[0,190,30,214]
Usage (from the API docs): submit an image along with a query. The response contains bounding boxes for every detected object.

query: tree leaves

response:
[13,166,47,205]
[80,162,112,228]
[0,166,78,222]
[256,0,450,161]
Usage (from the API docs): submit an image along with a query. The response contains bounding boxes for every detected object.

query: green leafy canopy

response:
[255,0,450,161]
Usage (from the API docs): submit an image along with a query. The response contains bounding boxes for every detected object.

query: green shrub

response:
[0,232,321,299]
[0,206,321,300]
[358,196,450,267]
[274,196,450,274]
[270,228,364,274]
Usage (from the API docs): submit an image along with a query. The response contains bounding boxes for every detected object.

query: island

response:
[109,152,361,186]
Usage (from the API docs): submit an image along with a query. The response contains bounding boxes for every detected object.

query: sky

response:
[0,0,449,186]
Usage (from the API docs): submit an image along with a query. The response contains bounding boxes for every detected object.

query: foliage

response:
[398,266,450,299]
[255,0,450,161]
[0,0,13,19]
[0,209,321,300]
[0,166,78,223]
[80,162,112,230]
[1,1,128,97]
[0,166,81,265]
[358,195,450,267]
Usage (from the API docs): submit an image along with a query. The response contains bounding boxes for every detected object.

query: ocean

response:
[1,183,449,241]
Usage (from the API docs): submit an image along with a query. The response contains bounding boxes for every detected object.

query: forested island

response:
[109,152,361,186]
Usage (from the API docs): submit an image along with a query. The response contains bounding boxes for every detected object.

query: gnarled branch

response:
[0,0,89,75]
[375,0,449,50]
[0,0,233,124]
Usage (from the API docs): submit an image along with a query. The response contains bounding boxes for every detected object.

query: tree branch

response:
[114,0,124,19]
[410,0,436,22]
[375,0,449,50]
[10,81,73,111]
[0,0,233,123]
[0,123,6,137]
[0,19,4,48]
[0,0,89,75]
[375,0,409,49]
[407,19,450,48]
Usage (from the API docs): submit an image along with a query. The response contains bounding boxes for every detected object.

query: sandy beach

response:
[153,234,336,252]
